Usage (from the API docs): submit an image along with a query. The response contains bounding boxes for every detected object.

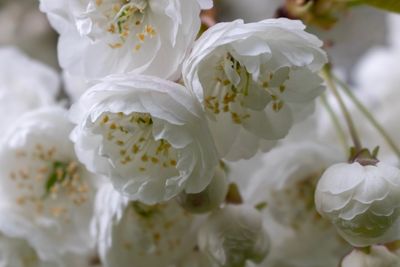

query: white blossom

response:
[176,250,218,267]
[198,205,270,267]
[177,164,228,214]
[245,142,350,267]
[182,18,327,160]
[0,47,59,136]
[341,246,400,267]
[70,74,219,204]
[247,142,343,228]
[0,230,93,267]
[0,232,57,267]
[62,72,91,104]
[92,183,199,267]
[315,161,400,247]
[0,107,96,262]
[39,0,212,80]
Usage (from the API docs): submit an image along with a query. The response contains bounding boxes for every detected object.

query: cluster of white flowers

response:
[1,0,400,266]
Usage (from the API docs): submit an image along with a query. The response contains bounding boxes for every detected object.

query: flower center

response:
[89,0,155,51]
[93,112,178,177]
[203,53,290,125]
[270,172,329,229]
[9,144,90,221]
[118,201,192,256]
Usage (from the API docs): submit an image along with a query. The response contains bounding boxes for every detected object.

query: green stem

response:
[334,76,400,160]
[321,65,362,152]
[320,93,348,152]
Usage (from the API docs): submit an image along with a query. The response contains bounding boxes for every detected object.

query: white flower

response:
[0,107,96,262]
[39,0,211,80]
[0,47,59,136]
[341,246,400,267]
[182,18,327,160]
[198,205,270,267]
[92,183,199,267]
[0,231,93,267]
[247,142,344,229]
[0,232,57,267]
[315,161,400,247]
[62,72,92,103]
[176,250,218,267]
[177,164,228,214]
[70,74,219,204]
[245,142,350,267]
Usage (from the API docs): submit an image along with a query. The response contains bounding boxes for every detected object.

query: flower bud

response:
[278,0,347,29]
[341,246,400,267]
[177,166,228,214]
[315,162,400,247]
[198,205,270,267]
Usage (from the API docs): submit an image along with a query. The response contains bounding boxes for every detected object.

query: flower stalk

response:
[320,93,348,152]
[334,76,400,160]
[321,65,362,153]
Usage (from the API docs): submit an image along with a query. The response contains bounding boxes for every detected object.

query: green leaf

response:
[349,0,400,13]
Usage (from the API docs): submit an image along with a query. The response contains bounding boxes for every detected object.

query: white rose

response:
[198,205,270,267]
[315,161,400,247]
[0,47,59,136]
[39,0,211,80]
[182,18,327,161]
[92,183,199,267]
[341,246,400,267]
[70,74,219,204]
[0,107,96,262]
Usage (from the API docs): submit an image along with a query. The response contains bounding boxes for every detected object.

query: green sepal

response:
[348,147,379,166]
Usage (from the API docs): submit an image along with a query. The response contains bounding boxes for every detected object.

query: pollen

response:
[137,33,145,42]
[94,112,179,178]
[109,43,123,49]
[9,144,90,222]
[145,25,156,36]
[204,53,291,125]
[100,1,158,55]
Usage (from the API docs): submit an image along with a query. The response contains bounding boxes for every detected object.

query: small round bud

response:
[341,246,400,267]
[198,205,270,267]
[315,162,400,247]
[177,166,228,214]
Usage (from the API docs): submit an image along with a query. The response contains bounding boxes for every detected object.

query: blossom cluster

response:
[1,0,400,266]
